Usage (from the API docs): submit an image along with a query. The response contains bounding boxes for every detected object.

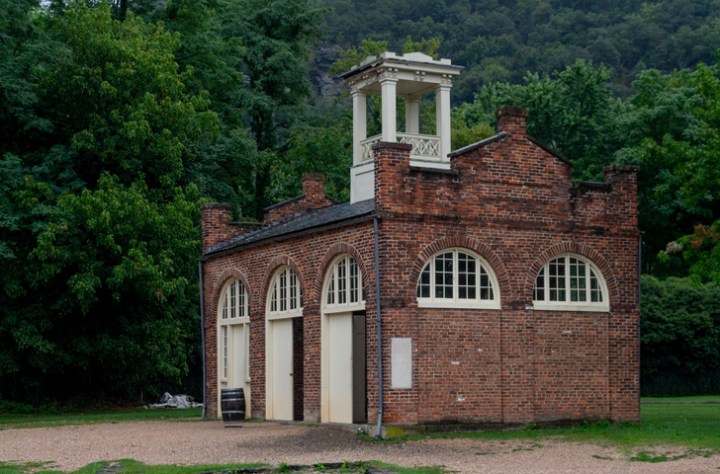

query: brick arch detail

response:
[313,242,371,302]
[261,256,304,303]
[207,268,252,323]
[524,241,619,304]
[212,268,251,302]
[410,236,511,297]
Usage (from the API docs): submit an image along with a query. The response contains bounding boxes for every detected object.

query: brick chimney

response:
[263,173,334,225]
[201,203,232,251]
[496,105,528,138]
[302,173,326,205]
[373,141,412,212]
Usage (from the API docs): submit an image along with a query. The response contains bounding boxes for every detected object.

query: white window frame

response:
[323,254,366,314]
[218,278,250,383]
[532,253,610,312]
[416,248,501,309]
[267,266,303,320]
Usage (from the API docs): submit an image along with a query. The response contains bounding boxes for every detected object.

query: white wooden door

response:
[231,324,249,417]
[270,318,294,420]
[327,313,353,423]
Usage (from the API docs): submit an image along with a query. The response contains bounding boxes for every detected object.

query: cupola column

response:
[404,96,420,134]
[380,76,398,142]
[436,82,452,159]
[351,90,367,165]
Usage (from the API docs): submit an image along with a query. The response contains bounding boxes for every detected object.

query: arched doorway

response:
[321,254,366,423]
[217,278,250,418]
[265,266,304,421]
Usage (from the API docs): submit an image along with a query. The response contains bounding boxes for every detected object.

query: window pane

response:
[418,265,430,298]
[534,268,545,301]
[434,253,453,299]
[271,282,278,312]
[280,271,287,311]
[338,258,347,304]
[239,282,246,317]
[590,269,603,302]
[229,282,237,318]
[549,258,566,301]
[569,257,587,302]
[350,259,359,303]
[327,272,335,305]
[457,252,477,300]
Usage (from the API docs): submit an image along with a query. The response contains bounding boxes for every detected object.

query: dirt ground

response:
[1,419,718,473]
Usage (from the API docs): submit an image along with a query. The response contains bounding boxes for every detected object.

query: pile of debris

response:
[145,392,202,409]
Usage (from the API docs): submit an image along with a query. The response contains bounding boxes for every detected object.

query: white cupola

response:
[340,52,463,203]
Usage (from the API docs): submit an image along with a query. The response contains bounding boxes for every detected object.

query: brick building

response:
[200,52,640,431]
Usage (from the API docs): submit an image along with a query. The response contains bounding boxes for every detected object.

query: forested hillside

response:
[1,0,719,406]
[321,0,720,101]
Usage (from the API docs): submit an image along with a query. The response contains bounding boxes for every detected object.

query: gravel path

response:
[1,419,718,473]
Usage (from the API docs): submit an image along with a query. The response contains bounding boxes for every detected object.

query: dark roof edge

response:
[263,194,340,213]
[202,212,376,261]
[448,132,507,158]
[263,194,304,212]
[526,136,572,166]
[573,180,612,192]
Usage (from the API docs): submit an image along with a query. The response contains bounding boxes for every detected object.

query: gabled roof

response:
[447,131,572,166]
[447,132,507,158]
[204,199,376,258]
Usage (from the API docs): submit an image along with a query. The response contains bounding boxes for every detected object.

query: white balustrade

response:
[359,133,445,163]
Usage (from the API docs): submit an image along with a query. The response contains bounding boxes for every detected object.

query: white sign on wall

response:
[391,337,412,389]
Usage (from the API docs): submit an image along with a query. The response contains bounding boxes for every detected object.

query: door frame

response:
[320,254,366,423]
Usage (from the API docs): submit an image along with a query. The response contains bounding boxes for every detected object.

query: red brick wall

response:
[201,223,377,421]
[201,109,640,425]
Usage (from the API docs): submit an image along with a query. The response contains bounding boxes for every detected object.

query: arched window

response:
[533,254,609,311]
[218,278,249,383]
[267,266,303,318]
[221,279,248,321]
[416,248,500,309]
[324,255,365,312]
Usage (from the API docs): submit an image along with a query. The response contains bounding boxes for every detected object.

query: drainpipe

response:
[373,215,384,439]
[198,260,207,419]
[637,231,643,412]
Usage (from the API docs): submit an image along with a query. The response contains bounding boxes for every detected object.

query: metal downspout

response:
[373,215,384,439]
[637,231,643,413]
[198,260,207,419]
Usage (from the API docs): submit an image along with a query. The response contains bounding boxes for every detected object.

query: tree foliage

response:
[617,60,720,274]
[0,1,211,403]
[321,0,720,102]
[641,275,720,396]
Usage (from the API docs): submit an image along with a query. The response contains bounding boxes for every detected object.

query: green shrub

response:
[641,275,720,395]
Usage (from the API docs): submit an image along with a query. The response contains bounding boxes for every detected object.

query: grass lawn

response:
[0,407,203,430]
[0,459,445,474]
[0,397,718,473]
[423,397,720,453]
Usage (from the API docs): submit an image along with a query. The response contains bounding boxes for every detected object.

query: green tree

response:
[28,176,202,399]
[0,1,214,403]
[464,60,623,179]
[641,275,720,395]
[39,2,217,191]
[238,0,323,217]
[617,60,720,272]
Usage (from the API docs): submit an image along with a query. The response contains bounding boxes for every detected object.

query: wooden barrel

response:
[221,388,245,424]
